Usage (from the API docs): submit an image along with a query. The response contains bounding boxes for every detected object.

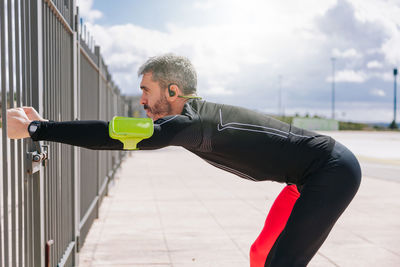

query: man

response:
[7,54,361,266]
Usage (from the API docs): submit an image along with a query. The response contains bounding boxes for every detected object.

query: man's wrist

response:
[27,120,42,140]
[24,120,33,139]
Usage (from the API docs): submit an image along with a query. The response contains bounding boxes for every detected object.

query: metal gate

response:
[0,0,131,266]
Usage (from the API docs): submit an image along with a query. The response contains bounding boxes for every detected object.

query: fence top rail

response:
[80,39,98,64]
[44,0,74,35]
[80,47,122,93]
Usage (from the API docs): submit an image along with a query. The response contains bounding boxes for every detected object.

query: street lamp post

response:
[331,57,336,120]
[391,68,398,129]
[278,75,282,116]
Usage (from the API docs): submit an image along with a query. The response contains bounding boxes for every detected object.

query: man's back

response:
[139,99,336,185]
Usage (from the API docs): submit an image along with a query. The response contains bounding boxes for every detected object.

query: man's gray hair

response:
[137,53,197,95]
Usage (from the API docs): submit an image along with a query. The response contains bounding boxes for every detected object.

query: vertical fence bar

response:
[61,16,66,255]
[14,0,23,265]
[56,9,61,260]
[61,14,64,254]
[20,0,28,265]
[7,0,17,265]
[95,46,100,218]
[27,0,33,260]
[59,13,63,256]
[52,7,58,260]
[73,7,81,258]
[50,8,55,260]
[46,4,52,265]
[50,4,55,263]
[25,1,33,264]
[50,4,56,264]
[53,8,58,260]
[2,0,10,265]
[42,1,47,255]
[30,0,45,265]
[0,0,7,264]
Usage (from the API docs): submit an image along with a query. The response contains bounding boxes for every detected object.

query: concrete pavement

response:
[78,131,400,266]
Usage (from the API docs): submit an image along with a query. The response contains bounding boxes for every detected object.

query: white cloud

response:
[384,72,396,82]
[349,0,400,65]
[327,69,368,83]
[76,0,102,23]
[78,0,400,122]
[85,0,340,96]
[193,0,216,9]
[381,30,400,65]
[370,88,386,97]
[370,72,396,82]
[283,101,397,123]
[87,15,329,95]
[335,102,395,123]
[332,48,362,59]
[203,86,233,96]
[366,60,383,69]
[366,48,382,55]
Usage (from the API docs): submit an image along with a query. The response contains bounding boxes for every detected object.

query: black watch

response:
[28,121,41,138]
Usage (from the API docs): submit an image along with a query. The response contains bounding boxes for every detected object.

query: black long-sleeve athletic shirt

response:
[30,99,336,185]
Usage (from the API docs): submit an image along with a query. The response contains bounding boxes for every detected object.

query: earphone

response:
[167,83,202,99]
[168,84,176,97]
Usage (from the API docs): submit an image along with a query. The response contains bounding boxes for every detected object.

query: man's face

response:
[140,72,172,121]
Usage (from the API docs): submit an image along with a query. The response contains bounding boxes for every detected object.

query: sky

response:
[76,0,400,123]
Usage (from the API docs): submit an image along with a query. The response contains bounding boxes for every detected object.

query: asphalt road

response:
[319,130,400,183]
[359,160,400,183]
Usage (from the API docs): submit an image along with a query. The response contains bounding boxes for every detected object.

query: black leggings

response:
[265,141,362,266]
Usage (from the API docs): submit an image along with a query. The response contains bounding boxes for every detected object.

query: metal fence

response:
[0,0,131,266]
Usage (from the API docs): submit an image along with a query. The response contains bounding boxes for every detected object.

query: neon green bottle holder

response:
[109,116,154,150]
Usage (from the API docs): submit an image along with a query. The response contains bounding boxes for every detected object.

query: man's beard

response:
[143,94,172,119]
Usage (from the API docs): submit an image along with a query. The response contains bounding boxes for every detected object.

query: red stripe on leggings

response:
[250,185,300,267]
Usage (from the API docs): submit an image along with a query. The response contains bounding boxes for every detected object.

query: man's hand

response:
[21,106,48,122]
[6,108,33,139]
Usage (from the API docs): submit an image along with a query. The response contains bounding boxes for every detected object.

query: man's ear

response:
[166,84,179,102]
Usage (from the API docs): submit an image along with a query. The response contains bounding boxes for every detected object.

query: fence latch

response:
[26,144,49,175]
[42,145,50,167]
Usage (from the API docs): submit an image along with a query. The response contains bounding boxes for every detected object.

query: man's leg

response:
[266,142,361,266]
[250,185,300,267]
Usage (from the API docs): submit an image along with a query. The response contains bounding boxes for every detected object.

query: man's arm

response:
[29,120,124,150]
[29,114,202,151]
[137,114,202,150]
[7,107,202,151]
[6,107,124,150]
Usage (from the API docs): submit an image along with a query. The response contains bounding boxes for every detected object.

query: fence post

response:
[0,0,7,265]
[95,46,101,218]
[72,3,81,262]
[30,0,45,266]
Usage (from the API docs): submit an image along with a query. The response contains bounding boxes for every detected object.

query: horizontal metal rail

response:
[44,0,73,34]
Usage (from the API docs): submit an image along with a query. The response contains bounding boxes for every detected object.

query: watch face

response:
[29,124,38,133]
[29,122,39,135]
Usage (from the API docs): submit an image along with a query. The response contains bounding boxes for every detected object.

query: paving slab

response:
[79,131,400,266]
